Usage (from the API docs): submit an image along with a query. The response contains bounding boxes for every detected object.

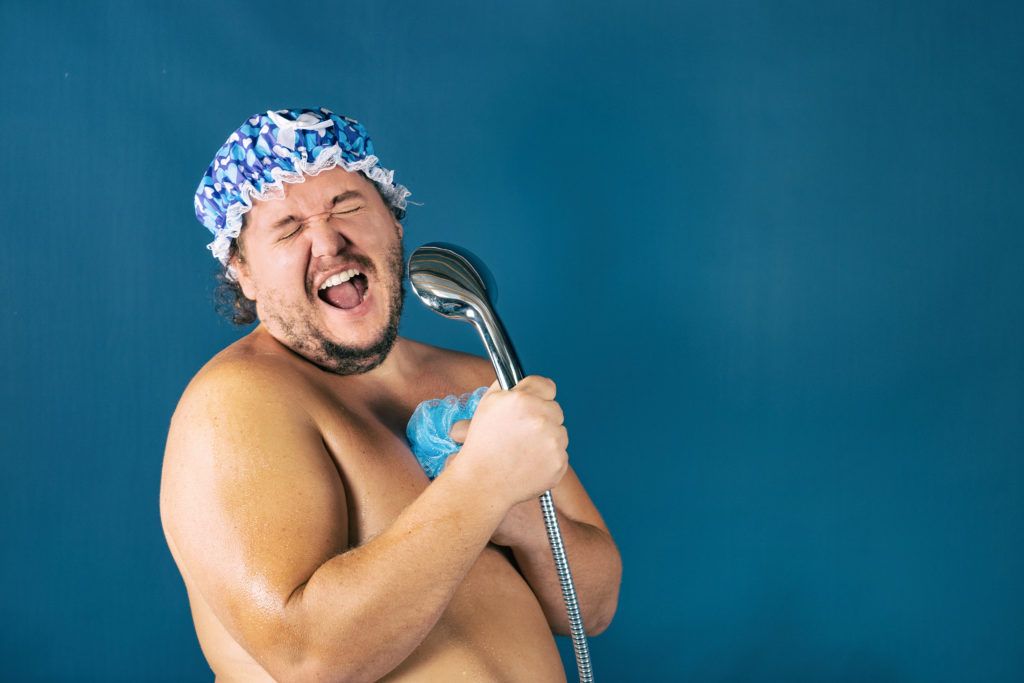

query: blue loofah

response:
[405,386,489,479]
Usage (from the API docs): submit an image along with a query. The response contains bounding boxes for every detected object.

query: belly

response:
[380,545,566,683]
[191,545,565,682]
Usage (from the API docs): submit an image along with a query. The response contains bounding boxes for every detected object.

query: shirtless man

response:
[160,108,622,682]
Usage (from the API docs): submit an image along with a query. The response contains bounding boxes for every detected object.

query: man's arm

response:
[497,467,623,636]
[160,358,514,683]
[465,357,623,635]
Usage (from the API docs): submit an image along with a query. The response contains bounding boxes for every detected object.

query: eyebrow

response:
[268,190,365,231]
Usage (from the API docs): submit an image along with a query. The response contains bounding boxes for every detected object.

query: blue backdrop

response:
[1,1,1021,681]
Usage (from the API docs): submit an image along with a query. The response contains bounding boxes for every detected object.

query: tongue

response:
[322,281,362,309]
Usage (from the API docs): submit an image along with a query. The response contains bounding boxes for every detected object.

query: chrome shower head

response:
[407,242,497,322]
[407,242,522,389]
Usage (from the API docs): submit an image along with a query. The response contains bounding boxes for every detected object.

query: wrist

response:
[434,452,511,525]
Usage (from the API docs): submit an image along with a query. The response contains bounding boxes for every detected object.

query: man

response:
[160,107,622,682]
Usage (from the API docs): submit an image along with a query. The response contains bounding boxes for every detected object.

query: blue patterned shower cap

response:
[194,107,411,272]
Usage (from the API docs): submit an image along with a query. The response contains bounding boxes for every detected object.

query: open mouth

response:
[318,271,370,310]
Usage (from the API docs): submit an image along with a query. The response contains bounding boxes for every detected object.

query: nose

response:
[305,213,349,259]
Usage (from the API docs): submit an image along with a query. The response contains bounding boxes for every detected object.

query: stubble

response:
[260,236,407,376]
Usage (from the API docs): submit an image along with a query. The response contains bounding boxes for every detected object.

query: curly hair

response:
[212,181,406,326]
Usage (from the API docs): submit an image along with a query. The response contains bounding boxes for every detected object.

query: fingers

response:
[515,377,562,425]
[477,375,564,428]
[549,400,565,426]
[482,375,556,401]
[449,419,471,443]
[513,375,557,401]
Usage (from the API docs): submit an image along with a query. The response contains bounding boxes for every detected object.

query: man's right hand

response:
[445,375,569,509]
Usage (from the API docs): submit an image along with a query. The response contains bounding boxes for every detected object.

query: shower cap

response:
[406,386,489,480]
[194,107,412,273]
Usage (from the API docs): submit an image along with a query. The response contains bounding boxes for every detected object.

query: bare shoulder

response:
[404,338,497,390]
[159,344,349,669]
[161,339,344,532]
[162,348,313,477]
[182,334,312,403]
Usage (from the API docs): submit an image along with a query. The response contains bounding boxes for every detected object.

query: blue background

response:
[2,1,1022,680]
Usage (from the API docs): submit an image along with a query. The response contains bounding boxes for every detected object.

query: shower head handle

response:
[407,242,523,389]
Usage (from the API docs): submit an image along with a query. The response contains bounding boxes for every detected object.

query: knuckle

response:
[511,391,531,407]
[523,375,556,394]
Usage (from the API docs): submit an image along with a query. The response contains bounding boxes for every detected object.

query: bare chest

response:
[327,417,431,548]
[312,370,486,549]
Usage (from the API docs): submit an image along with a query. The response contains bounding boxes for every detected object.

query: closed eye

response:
[278,225,301,241]
[330,206,361,218]
[276,206,363,242]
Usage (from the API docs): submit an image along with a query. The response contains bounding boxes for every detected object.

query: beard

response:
[259,235,406,376]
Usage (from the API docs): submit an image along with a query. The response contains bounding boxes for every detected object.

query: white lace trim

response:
[206,145,411,280]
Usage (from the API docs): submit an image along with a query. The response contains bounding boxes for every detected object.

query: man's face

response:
[231,167,406,375]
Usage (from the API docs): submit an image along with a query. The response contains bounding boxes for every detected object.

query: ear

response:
[229,251,258,301]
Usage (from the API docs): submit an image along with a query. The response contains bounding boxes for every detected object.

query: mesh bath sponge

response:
[405,386,489,479]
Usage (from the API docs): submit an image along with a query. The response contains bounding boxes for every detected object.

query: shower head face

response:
[407,242,497,322]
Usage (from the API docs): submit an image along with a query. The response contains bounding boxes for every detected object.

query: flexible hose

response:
[538,489,593,682]
[489,349,595,682]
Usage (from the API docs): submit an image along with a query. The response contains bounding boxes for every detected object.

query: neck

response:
[250,323,419,390]
[349,334,417,384]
